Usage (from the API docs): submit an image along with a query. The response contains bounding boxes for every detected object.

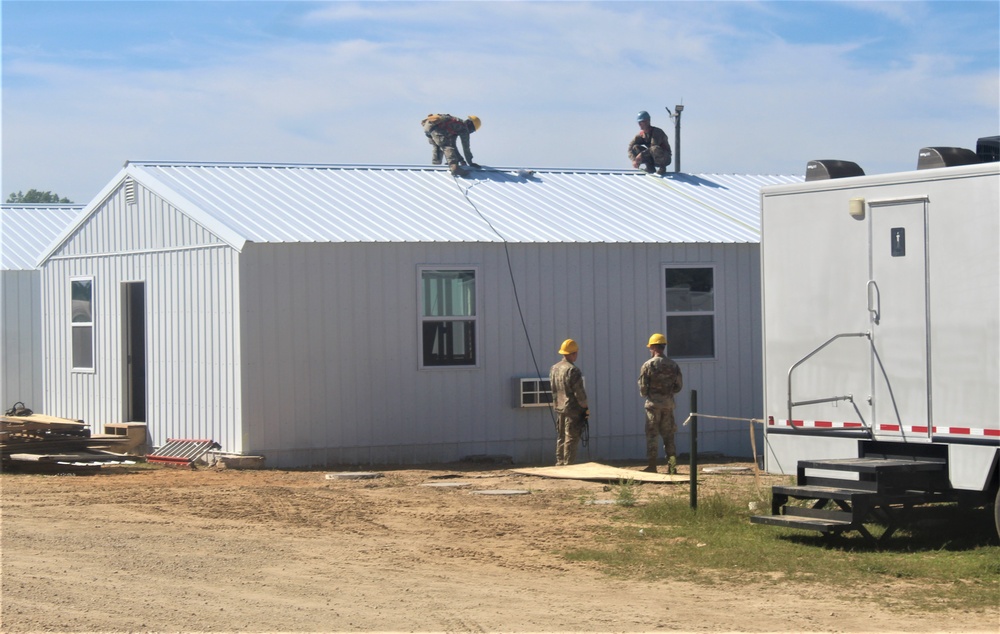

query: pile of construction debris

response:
[1,409,138,472]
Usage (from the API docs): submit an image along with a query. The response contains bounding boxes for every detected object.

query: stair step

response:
[750,514,854,533]
[781,506,853,522]
[798,457,946,474]
[798,475,878,491]
[773,484,873,499]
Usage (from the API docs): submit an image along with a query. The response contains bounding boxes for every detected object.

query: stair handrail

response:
[787,331,872,433]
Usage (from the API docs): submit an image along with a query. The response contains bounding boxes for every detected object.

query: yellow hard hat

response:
[468,115,481,131]
[647,333,667,347]
[558,339,579,355]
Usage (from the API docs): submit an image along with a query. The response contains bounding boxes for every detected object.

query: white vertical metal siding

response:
[1,271,44,409]
[240,241,762,468]
[54,179,223,258]
[2,205,82,412]
[41,182,243,450]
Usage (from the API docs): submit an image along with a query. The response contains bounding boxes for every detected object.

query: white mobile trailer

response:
[756,155,999,539]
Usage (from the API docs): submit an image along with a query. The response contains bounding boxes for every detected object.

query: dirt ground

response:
[1,459,995,634]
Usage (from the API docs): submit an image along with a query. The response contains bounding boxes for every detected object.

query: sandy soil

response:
[1,460,995,634]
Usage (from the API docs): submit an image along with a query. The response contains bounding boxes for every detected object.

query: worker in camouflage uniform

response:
[549,338,589,466]
[421,114,481,176]
[638,333,683,473]
[628,111,672,175]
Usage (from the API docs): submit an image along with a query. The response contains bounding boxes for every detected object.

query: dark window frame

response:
[71,277,95,371]
[419,267,478,368]
[663,266,716,359]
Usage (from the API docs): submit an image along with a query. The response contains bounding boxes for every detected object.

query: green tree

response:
[6,189,73,204]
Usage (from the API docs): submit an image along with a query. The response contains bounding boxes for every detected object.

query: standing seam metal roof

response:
[119,162,801,245]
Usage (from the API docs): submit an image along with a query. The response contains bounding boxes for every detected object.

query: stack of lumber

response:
[1,413,136,469]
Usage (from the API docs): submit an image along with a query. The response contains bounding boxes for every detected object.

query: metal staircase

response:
[752,445,950,542]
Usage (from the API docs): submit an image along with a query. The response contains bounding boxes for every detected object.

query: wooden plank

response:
[0,413,86,425]
[1,418,89,435]
[8,451,132,463]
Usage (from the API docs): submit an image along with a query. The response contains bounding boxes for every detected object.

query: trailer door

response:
[868,198,932,440]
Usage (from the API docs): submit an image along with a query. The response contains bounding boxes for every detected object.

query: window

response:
[71,278,94,370]
[664,267,715,358]
[518,377,553,407]
[420,268,477,367]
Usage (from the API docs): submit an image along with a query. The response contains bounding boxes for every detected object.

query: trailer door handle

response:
[867,280,880,325]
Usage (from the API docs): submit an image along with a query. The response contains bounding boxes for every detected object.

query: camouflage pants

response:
[425,130,465,167]
[555,410,583,466]
[645,405,676,462]
[632,145,672,171]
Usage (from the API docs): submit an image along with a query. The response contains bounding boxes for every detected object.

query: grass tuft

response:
[613,477,638,507]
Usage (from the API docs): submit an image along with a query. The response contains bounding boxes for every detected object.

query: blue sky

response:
[3,1,998,203]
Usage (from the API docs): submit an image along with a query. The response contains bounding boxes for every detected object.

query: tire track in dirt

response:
[2,465,995,633]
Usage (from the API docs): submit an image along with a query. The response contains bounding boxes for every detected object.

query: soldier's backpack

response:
[422,113,443,126]
[421,113,457,129]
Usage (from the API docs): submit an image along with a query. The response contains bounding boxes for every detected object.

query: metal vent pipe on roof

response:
[667,104,684,173]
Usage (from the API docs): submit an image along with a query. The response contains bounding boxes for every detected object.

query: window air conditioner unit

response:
[517,377,553,408]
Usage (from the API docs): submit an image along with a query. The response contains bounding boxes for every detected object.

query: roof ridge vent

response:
[805,160,865,181]
[917,146,980,170]
[124,178,137,205]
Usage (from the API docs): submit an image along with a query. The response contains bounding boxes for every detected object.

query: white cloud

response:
[2,1,996,202]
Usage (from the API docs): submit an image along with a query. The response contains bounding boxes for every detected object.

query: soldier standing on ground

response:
[421,113,481,176]
[638,333,683,473]
[549,339,589,466]
[628,111,672,175]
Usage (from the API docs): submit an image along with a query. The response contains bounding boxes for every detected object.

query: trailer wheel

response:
[995,487,1000,540]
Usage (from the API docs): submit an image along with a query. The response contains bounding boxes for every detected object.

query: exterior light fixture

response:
[849,197,866,220]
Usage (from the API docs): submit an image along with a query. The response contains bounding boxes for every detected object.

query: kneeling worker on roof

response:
[421,114,481,176]
[628,110,672,175]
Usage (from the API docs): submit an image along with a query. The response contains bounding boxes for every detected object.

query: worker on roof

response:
[628,111,672,176]
[549,339,589,466]
[421,114,481,176]
[638,333,683,473]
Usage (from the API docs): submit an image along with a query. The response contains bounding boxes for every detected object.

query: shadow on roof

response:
[457,166,541,183]
[660,173,725,189]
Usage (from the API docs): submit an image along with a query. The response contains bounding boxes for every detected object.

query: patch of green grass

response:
[565,493,1000,611]
[613,477,638,507]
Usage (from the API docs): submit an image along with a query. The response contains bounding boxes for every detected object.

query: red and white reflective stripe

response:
[768,417,1000,438]
[768,418,864,430]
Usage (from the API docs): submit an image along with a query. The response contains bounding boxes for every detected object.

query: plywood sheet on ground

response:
[511,462,687,483]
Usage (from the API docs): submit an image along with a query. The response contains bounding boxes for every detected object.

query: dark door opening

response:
[123,282,147,422]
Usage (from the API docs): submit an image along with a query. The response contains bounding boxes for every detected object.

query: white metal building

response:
[1,204,84,410]
[37,162,800,467]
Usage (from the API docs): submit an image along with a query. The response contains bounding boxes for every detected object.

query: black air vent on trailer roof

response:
[976,136,999,163]
[917,146,980,170]
[805,159,865,181]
